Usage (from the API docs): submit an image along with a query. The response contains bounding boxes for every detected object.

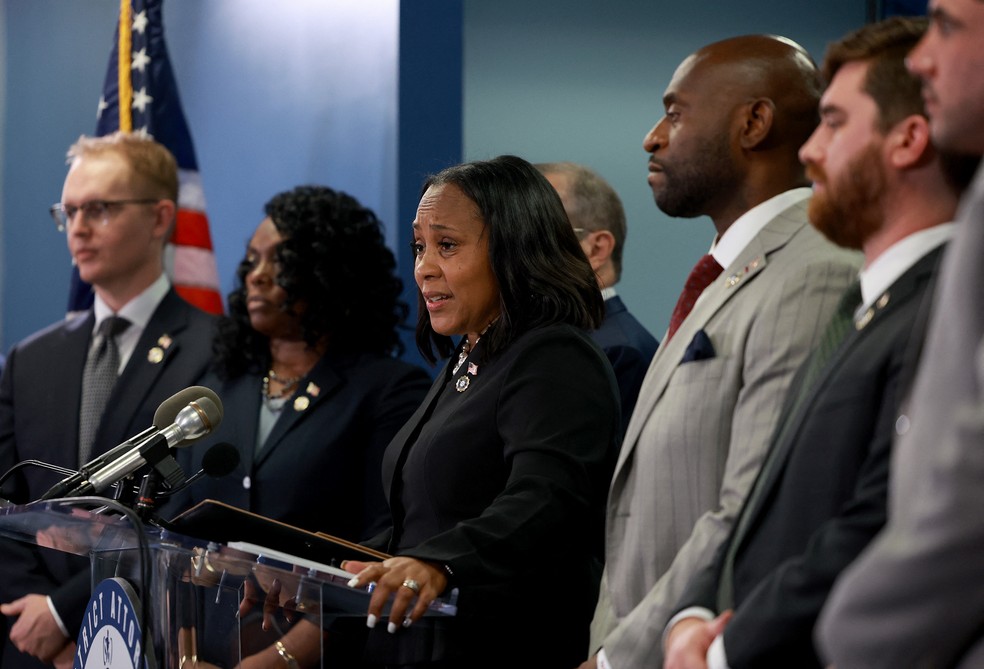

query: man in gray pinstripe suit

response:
[581,35,861,669]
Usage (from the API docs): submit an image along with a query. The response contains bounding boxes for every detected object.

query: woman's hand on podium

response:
[344,556,447,634]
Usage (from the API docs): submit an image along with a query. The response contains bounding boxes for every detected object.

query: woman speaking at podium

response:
[345,156,621,668]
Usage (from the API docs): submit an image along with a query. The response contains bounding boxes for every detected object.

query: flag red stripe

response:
[174,285,224,314]
[173,210,215,249]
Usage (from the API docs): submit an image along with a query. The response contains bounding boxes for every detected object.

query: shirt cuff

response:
[46,596,70,638]
[662,606,715,653]
[596,647,612,669]
[708,633,730,669]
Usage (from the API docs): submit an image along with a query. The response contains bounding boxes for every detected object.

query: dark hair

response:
[821,16,928,132]
[415,155,604,364]
[215,185,408,378]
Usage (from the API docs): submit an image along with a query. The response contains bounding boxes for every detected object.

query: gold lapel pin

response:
[293,396,311,412]
[147,347,164,364]
[158,334,173,349]
[306,382,320,397]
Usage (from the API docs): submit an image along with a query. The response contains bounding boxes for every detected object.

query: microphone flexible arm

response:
[0,460,79,496]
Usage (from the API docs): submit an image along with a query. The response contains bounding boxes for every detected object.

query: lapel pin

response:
[157,334,173,349]
[856,308,875,331]
[468,362,479,376]
[293,396,311,412]
[306,382,320,397]
[876,292,890,309]
[727,258,762,289]
[147,347,164,364]
[455,376,470,393]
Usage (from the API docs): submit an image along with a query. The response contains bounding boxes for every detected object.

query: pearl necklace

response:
[262,368,303,400]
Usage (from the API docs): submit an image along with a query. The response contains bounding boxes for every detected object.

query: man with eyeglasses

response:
[536,161,659,435]
[0,132,216,669]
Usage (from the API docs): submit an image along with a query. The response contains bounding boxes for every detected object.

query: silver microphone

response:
[66,396,223,497]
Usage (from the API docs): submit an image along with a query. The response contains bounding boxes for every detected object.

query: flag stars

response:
[131,10,148,34]
[96,96,109,120]
[131,47,151,73]
[131,87,153,113]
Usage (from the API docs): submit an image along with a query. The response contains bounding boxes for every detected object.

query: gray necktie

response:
[78,316,131,463]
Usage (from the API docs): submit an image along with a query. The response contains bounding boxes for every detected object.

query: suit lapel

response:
[99,291,191,445]
[254,356,344,466]
[57,313,96,462]
[735,245,944,542]
[616,206,807,476]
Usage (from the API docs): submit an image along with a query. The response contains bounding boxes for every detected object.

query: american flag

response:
[68,0,223,316]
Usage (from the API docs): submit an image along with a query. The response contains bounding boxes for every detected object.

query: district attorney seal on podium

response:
[75,577,155,669]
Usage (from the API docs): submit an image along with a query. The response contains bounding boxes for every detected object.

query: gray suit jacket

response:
[591,197,862,667]
[817,167,984,669]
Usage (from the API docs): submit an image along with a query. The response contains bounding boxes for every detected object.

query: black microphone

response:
[64,395,224,497]
[155,442,240,500]
[39,386,222,501]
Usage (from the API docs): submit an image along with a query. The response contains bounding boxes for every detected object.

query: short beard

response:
[807,142,885,250]
[653,130,741,218]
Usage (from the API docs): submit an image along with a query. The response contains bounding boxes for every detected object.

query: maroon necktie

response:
[666,254,724,342]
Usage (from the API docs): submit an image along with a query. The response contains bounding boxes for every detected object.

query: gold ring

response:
[401,578,420,594]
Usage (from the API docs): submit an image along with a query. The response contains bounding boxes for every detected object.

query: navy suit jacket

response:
[672,246,943,668]
[589,295,659,434]
[166,351,431,543]
[0,289,216,668]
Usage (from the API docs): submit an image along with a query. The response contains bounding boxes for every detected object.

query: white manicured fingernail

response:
[387,621,398,634]
[402,617,413,628]
[366,614,377,629]
[347,577,359,588]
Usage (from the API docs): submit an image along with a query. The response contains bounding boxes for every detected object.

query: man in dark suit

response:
[662,17,979,668]
[818,1,984,666]
[537,161,659,433]
[0,132,216,669]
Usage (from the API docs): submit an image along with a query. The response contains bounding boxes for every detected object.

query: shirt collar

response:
[601,286,617,301]
[858,223,954,310]
[710,188,812,270]
[92,274,171,332]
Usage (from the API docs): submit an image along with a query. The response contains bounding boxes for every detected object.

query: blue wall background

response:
[1,0,926,365]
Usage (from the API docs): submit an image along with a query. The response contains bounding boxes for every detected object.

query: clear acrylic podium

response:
[0,499,456,669]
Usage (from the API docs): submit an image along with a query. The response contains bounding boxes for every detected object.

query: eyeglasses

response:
[49,199,159,232]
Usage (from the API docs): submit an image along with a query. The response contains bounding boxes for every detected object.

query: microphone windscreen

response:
[201,442,240,478]
[191,396,223,433]
[154,386,223,427]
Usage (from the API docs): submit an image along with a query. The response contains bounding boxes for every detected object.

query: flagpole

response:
[118,0,133,132]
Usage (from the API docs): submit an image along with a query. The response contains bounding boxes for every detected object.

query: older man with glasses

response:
[0,132,216,669]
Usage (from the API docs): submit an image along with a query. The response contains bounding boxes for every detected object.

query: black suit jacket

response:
[166,351,431,543]
[673,246,943,668]
[589,295,659,434]
[365,323,620,668]
[0,289,216,668]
